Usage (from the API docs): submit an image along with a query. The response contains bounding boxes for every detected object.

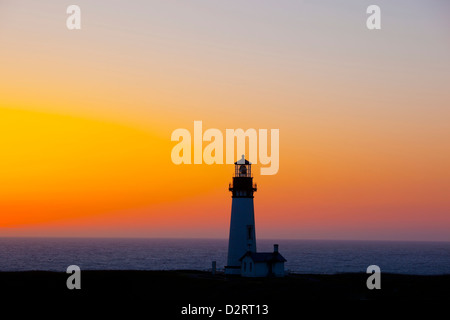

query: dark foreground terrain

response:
[0,271,448,315]
[1,270,449,300]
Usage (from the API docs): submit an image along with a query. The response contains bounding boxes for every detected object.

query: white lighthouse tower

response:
[225,155,258,275]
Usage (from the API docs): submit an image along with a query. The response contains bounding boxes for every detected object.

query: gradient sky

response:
[1,0,449,240]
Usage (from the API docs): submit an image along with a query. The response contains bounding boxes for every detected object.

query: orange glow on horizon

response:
[1,1,449,240]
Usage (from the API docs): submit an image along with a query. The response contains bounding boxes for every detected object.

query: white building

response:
[240,244,287,277]
[225,156,286,277]
[225,156,257,275]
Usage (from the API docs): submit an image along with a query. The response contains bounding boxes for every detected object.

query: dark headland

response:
[1,270,449,302]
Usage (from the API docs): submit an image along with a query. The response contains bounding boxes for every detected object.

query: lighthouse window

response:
[247,226,253,240]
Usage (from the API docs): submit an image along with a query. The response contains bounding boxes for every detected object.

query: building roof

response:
[239,251,287,263]
[235,154,251,165]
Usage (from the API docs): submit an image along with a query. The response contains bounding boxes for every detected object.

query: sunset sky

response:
[1,0,449,240]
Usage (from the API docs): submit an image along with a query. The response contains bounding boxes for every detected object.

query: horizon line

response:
[0,236,449,243]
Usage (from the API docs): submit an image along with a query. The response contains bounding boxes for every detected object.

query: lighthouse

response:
[224,155,287,277]
[225,155,258,275]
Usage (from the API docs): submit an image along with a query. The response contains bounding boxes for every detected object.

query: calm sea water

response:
[0,238,449,275]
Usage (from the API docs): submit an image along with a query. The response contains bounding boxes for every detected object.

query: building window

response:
[244,262,247,272]
[247,226,253,240]
[250,262,252,272]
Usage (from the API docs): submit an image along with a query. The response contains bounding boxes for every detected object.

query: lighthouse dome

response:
[235,154,251,165]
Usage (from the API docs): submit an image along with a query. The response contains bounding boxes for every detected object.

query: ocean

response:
[0,238,449,275]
